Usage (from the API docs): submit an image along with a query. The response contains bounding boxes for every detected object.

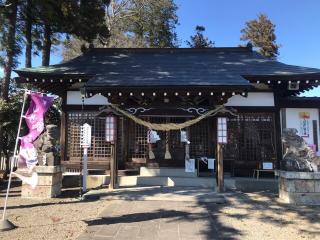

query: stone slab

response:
[77,196,227,240]
[316,181,320,192]
[21,166,64,199]
[279,171,320,205]
[84,186,226,203]
[294,180,315,193]
[280,191,320,205]
[35,165,65,174]
[140,167,197,178]
[21,183,61,198]
[279,171,320,179]
[37,173,62,186]
[280,178,295,192]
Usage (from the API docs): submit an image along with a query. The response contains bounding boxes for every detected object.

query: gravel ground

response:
[0,183,320,240]
[0,182,111,240]
[220,191,320,239]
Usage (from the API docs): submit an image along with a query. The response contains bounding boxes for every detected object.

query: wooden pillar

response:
[274,108,283,170]
[217,143,224,192]
[59,111,67,164]
[109,144,118,189]
[59,94,67,164]
[109,117,118,190]
[274,92,283,170]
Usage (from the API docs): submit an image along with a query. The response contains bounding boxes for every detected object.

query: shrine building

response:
[15,47,320,185]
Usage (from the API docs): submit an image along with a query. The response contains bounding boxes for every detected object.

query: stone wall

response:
[279,171,320,205]
[21,166,65,199]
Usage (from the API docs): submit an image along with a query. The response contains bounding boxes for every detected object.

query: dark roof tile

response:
[15,47,320,87]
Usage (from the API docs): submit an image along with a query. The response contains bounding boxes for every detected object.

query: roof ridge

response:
[86,46,252,53]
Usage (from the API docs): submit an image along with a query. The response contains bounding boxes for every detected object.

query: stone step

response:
[119,176,216,188]
[139,167,197,178]
[62,174,237,189]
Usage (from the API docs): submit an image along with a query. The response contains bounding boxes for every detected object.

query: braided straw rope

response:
[109,104,229,131]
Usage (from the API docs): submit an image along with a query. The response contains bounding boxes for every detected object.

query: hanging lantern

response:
[217,117,227,144]
[106,115,116,143]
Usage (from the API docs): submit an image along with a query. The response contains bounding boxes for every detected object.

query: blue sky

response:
[175,0,320,96]
[2,0,320,96]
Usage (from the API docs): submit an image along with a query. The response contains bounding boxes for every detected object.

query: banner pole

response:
[79,95,84,199]
[1,90,29,230]
[83,147,88,193]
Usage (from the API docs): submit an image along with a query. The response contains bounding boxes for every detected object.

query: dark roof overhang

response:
[278,96,320,108]
[244,73,320,96]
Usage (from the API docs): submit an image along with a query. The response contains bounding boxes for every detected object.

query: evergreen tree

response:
[0,0,21,177]
[129,0,178,48]
[241,14,280,58]
[63,0,179,61]
[22,0,32,68]
[28,0,110,66]
[0,0,20,100]
[186,25,214,48]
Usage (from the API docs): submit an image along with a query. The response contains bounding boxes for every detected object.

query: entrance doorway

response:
[127,116,216,171]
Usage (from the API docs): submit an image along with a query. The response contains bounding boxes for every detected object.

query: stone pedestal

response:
[21,166,65,199]
[279,171,320,205]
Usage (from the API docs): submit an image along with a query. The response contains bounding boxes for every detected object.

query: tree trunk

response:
[4,151,10,179]
[41,24,51,66]
[1,0,18,100]
[0,1,18,173]
[25,0,32,68]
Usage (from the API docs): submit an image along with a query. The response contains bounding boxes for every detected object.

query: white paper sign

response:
[185,159,195,173]
[208,158,215,170]
[147,130,161,143]
[262,162,273,170]
[180,130,190,144]
[80,123,92,147]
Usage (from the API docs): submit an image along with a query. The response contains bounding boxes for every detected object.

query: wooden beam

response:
[217,143,224,192]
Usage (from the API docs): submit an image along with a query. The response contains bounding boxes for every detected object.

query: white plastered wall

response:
[67,91,108,105]
[67,91,275,107]
[285,108,320,154]
[225,92,274,106]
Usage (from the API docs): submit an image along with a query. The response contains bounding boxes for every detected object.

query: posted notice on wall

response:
[185,159,195,172]
[262,162,273,170]
[208,158,215,170]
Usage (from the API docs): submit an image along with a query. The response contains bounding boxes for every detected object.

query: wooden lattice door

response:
[225,112,276,176]
[127,116,215,168]
[67,112,112,171]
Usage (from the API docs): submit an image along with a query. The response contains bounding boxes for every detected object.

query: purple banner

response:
[19,93,54,169]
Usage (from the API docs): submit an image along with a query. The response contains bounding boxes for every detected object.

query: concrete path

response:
[78,187,230,240]
[83,186,226,203]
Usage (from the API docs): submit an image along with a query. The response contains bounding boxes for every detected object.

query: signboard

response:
[299,112,310,137]
[262,162,273,170]
[80,123,92,147]
[185,159,195,173]
[208,158,215,170]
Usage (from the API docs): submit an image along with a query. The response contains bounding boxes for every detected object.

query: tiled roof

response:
[15,47,320,87]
